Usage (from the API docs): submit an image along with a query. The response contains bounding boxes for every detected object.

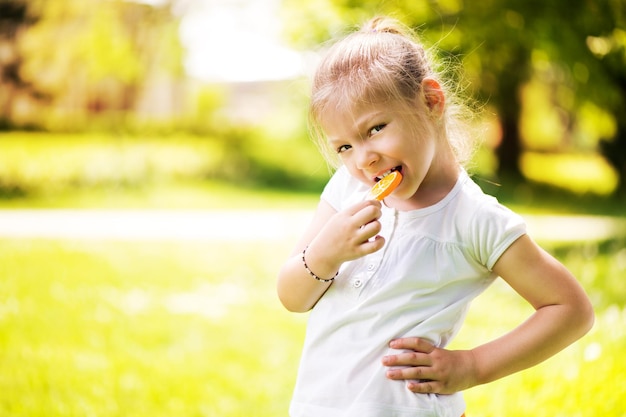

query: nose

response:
[355,144,379,170]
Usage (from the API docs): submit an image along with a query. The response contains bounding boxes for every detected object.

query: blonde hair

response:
[310,16,476,169]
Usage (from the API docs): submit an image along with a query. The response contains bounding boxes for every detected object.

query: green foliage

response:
[552,238,626,311]
[0,131,328,199]
[280,0,626,192]
[0,233,624,416]
[2,131,624,208]
[4,0,184,129]
[0,132,221,196]
[520,152,618,196]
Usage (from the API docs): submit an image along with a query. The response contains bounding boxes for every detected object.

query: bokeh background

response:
[0,0,625,416]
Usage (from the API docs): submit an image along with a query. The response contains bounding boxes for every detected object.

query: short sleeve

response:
[469,199,527,271]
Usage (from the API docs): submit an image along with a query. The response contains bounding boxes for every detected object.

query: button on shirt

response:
[290,167,526,417]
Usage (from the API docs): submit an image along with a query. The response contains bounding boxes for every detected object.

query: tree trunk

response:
[496,110,523,180]
[600,119,626,197]
[494,76,524,181]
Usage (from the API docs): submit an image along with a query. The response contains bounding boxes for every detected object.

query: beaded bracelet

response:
[302,246,338,283]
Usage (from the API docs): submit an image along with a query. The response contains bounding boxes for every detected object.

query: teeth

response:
[375,168,397,181]
[377,170,392,180]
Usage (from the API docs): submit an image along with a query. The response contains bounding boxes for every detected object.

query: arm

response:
[382,234,595,393]
[277,198,386,312]
[468,234,594,384]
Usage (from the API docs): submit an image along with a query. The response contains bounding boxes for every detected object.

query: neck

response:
[388,145,460,211]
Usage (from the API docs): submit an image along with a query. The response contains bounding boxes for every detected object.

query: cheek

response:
[401,143,435,183]
[407,137,436,165]
[344,164,372,186]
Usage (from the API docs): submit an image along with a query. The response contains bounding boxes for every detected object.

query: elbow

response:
[567,295,595,340]
[562,278,596,340]
[277,262,319,313]
[578,297,596,337]
[283,301,313,313]
[277,292,313,313]
[276,281,314,313]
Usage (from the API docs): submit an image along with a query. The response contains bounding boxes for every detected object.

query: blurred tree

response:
[280,0,626,193]
[0,0,48,128]
[578,4,626,195]
[1,0,184,130]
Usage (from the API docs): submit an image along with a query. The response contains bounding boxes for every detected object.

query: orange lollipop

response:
[367,170,403,201]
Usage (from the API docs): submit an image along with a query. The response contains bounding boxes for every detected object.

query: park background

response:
[0,0,625,416]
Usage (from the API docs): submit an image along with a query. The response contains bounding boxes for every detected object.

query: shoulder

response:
[454,175,527,269]
[453,173,521,223]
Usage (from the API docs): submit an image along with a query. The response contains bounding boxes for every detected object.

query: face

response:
[321,97,440,208]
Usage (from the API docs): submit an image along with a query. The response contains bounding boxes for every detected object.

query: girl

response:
[277,16,594,417]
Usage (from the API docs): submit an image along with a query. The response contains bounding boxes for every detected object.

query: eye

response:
[336,144,352,154]
[369,124,386,136]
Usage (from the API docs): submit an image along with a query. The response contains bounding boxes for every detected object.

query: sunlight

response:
[178,0,305,82]
[520,152,619,195]
[131,0,306,82]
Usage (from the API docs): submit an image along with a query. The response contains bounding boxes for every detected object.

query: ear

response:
[421,78,445,117]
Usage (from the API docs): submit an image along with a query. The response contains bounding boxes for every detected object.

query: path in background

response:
[0,210,310,242]
[0,209,624,243]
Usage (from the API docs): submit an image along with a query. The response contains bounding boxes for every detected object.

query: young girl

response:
[277,16,594,417]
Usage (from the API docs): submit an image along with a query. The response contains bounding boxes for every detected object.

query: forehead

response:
[319,102,378,138]
[319,97,404,138]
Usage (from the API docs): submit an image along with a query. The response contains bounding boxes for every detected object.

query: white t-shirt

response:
[290,167,527,417]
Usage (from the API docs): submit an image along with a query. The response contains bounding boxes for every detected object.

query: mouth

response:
[374,166,402,182]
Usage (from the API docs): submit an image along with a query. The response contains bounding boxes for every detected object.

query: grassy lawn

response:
[1,231,624,416]
[1,131,624,415]
[0,239,306,417]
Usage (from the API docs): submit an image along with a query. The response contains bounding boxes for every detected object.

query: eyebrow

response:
[327,136,347,150]
[355,110,385,132]
[326,108,386,147]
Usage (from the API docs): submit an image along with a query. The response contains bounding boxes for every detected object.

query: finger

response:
[382,351,432,367]
[359,235,385,255]
[358,219,382,240]
[385,365,434,382]
[346,199,382,217]
[389,337,436,353]
[355,202,382,224]
[406,379,441,394]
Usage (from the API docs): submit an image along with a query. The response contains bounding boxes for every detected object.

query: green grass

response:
[0,239,306,417]
[452,280,626,416]
[1,131,625,415]
[1,234,624,416]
